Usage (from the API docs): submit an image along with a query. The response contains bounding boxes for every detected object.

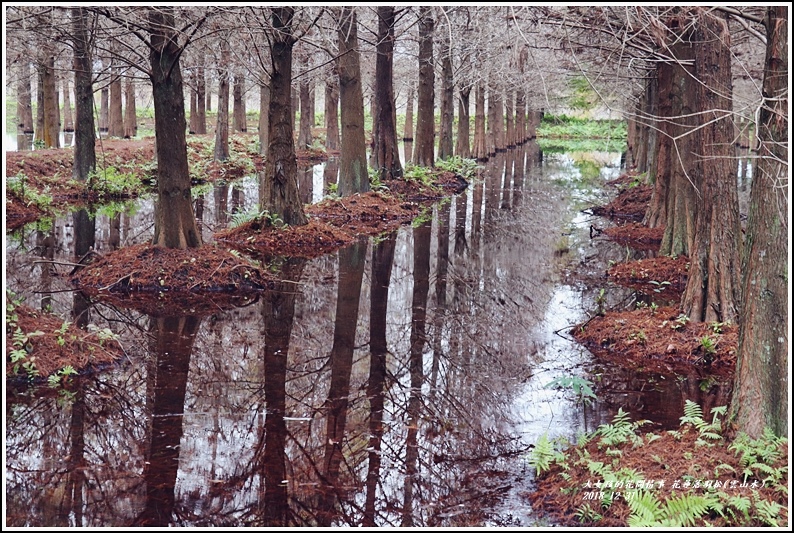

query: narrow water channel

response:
[5,143,720,526]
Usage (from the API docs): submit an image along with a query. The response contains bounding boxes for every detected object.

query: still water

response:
[5,144,721,526]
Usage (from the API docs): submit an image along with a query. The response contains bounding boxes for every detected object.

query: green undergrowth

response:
[529,400,789,527]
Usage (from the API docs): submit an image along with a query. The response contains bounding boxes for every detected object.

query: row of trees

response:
[5,6,788,438]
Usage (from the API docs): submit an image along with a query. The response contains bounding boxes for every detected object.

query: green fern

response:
[595,408,649,447]
[529,433,565,475]
[627,491,663,526]
[755,498,783,526]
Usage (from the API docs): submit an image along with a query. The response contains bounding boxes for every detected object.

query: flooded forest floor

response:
[5,138,788,527]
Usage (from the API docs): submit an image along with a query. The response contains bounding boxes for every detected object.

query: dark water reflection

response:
[5,143,731,526]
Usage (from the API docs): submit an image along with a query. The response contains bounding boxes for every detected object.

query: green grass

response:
[537,114,627,141]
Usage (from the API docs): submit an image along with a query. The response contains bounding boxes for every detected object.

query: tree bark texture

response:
[108,59,124,137]
[195,62,207,134]
[298,54,313,149]
[233,73,246,132]
[438,19,454,160]
[324,73,340,151]
[148,7,202,249]
[373,6,403,181]
[455,87,471,157]
[337,6,369,196]
[39,55,60,148]
[72,7,95,181]
[213,40,230,162]
[731,6,788,438]
[260,7,308,227]
[681,9,742,323]
[414,6,435,167]
[258,80,270,156]
[473,81,487,160]
[17,61,34,134]
[62,76,74,132]
[124,77,137,138]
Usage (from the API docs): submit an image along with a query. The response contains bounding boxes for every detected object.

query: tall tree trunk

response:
[72,7,95,182]
[205,77,212,112]
[17,61,34,134]
[455,86,471,157]
[35,71,44,141]
[324,72,340,151]
[195,61,207,134]
[62,76,74,132]
[373,6,403,181]
[213,39,230,161]
[99,58,109,133]
[258,79,270,156]
[124,77,137,138]
[232,72,246,132]
[473,81,487,160]
[505,88,514,148]
[731,6,788,438]
[414,6,435,167]
[189,71,198,134]
[514,89,526,145]
[438,17,454,160]
[656,28,699,257]
[108,58,124,137]
[39,55,60,148]
[681,9,741,323]
[148,7,202,249]
[336,6,369,196]
[487,85,504,154]
[403,84,414,163]
[298,53,313,149]
[260,7,308,226]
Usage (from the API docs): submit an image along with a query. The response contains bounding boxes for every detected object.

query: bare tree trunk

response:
[232,72,246,133]
[514,88,526,144]
[62,76,74,132]
[195,61,207,134]
[189,71,198,134]
[99,58,109,133]
[681,9,741,323]
[505,88,514,148]
[298,53,312,149]
[414,6,435,167]
[324,71,340,151]
[148,6,202,249]
[213,39,230,161]
[72,7,95,181]
[373,5,402,181]
[258,79,270,156]
[438,16,454,160]
[455,86,471,157]
[40,54,60,148]
[473,81,487,160]
[403,84,414,163]
[731,5,788,438]
[487,85,504,154]
[205,76,212,113]
[108,58,124,137]
[17,61,34,134]
[336,6,369,196]
[260,7,308,226]
[123,77,137,138]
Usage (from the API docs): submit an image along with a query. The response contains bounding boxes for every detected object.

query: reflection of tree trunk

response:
[501,151,512,209]
[453,189,468,256]
[731,5,788,438]
[214,183,229,224]
[317,240,368,527]
[135,315,202,526]
[430,203,450,391]
[337,7,369,196]
[261,8,308,227]
[414,7,435,167]
[402,220,431,527]
[363,233,396,526]
[37,230,55,312]
[72,8,96,181]
[323,159,339,191]
[73,208,95,327]
[512,143,526,206]
[259,258,306,526]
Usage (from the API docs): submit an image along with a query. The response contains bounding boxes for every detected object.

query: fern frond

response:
[661,493,712,527]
